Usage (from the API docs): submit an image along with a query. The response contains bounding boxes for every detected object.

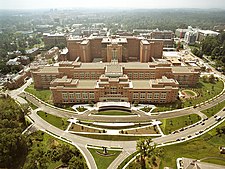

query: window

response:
[85,72,90,78]
[145,73,150,79]
[133,93,139,99]
[139,73,144,79]
[75,93,81,99]
[91,72,96,79]
[74,73,79,78]
[82,92,88,99]
[161,93,167,99]
[127,73,132,78]
[140,93,145,99]
[154,93,159,99]
[89,92,95,99]
[147,93,153,99]
[80,73,84,79]
[133,73,138,79]
[110,86,117,94]
[69,93,74,99]
[62,93,68,99]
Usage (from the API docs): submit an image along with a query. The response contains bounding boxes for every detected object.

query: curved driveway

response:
[8,72,225,169]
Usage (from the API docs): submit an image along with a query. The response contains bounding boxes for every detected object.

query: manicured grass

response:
[159,121,225,169]
[77,106,87,112]
[202,158,225,166]
[29,101,38,110]
[88,148,121,169]
[140,106,152,112]
[202,100,225,117]
[160,114,201,135]
[95,110,133,116]
[182,79,224,107]
[118,151,139,169]
[183,89,196,96]
[25,84,52,104]
[154,79,224,112]
[75,133,153,141]
[37,111,69,130]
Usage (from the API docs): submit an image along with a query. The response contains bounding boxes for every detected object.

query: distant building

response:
[182,26,220,44]
[26,48,39,57]
[175,28,189,38]
[196,30,220,42]
[17,56,30,65]
[43,33,67,48]
[184,31,197,45]
[148,30,175,48]
[6,58,21,66]
[213,25,225,32]
[45,47,59,59]
[66,35,163,63]
[6,68,31,89]
[59,48,68,61]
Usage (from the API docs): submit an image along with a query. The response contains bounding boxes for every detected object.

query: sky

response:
[0,0,225,9]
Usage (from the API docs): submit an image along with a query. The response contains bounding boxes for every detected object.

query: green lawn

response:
[118,151,139,169]
[154,79,224,112]
[182,79,224,107]
[183,90,196,96]
[95,110,134,116]
[160,114,201,135]
[25,84,52,104]
[88,148,121,169]
[159,121,225,169]
[27,100,38,110]
[202,99,225,117]
[75,133,153,141]
[37,111,69,130]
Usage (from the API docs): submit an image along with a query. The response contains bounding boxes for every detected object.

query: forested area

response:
[191,32,225,72]
[0,96,87,169]
[0,96,28,168]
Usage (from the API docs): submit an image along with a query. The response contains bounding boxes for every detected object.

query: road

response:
[7,60,225,169]
[29,109,136,169]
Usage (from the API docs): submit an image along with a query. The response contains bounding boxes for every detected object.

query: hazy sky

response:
[1,0,225,9]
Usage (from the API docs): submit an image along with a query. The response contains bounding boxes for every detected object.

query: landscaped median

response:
[37,111,69,130]
[202,99,225,117]
[87,145,122,169]
[160,114,201,135]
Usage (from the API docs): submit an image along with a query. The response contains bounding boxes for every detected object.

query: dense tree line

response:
[23,131,87,169]
[191,32,225,72]
[0,96,87,169]
[0,96,28,169]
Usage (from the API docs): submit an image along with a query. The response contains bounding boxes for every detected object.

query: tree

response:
[60,145,73,164]
[136,138,163,169]
[208,74,215,83]
[69,156,87,169]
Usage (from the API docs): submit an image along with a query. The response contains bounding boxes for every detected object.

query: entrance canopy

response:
[97,102,131,111]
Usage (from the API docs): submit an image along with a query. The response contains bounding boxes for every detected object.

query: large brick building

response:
[31,58,200,105]
[31,35,200,105]
[65,35,163,63]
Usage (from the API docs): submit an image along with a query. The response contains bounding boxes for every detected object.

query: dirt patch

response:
[69,123,103,133]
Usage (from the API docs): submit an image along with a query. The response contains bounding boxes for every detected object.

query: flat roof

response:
[132,80,151,89]
[141,39,150,45]
[76,80,97,89]
[121,62,149,69]
[172,66,197,73]
[39,66,59,73]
